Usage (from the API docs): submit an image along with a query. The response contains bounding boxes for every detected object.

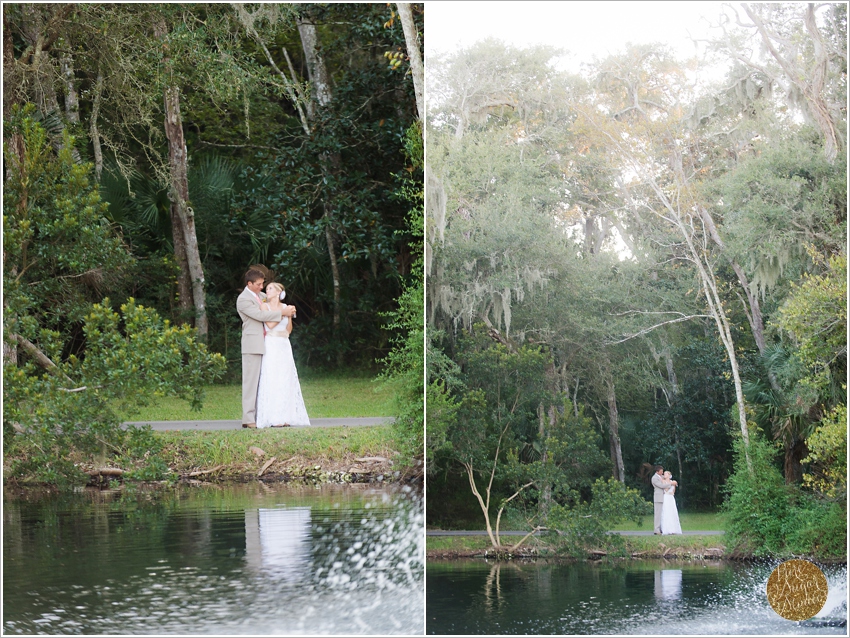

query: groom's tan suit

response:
[237,287,282,425]
[651,472,668,534]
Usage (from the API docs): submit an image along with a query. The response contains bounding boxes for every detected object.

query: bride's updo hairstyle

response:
[265,282,285,301]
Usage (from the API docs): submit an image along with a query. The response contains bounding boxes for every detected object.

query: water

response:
[4,483,424,635]
[427,559,847,635]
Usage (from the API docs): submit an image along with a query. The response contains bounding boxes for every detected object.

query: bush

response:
[785,499,847,560]
[723,433,846,559]
[547,478,651,557]
[723,435,792,556]
[4,300,225,485]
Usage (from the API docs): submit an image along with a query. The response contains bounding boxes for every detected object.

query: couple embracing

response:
[237,268,310,429]
[652,465,682,535]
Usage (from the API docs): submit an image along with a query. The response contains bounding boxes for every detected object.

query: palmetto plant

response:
[744,344,820,484]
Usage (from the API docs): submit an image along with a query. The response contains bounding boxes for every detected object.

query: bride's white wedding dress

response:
[256,317,310,428]
[661,486,682,535]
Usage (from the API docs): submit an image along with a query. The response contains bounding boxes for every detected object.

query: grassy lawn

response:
[124,373,394,421]
[609,512,726,532]
[156,425,396,472]
[427,535,494,554]
[425,533,726,557]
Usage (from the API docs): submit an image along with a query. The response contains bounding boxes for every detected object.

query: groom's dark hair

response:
[654,465,663,473]
[245,269,265,284]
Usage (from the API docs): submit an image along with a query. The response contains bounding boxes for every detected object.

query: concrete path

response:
[124,417,393,431]
[427,530,724,537]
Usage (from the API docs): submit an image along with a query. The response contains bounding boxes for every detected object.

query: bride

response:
[255,282,311,428]
[661,471,682,535]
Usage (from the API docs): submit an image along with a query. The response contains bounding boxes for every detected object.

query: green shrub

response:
[723,435,791,556]
[723,433,847,559]
[547,477,651,557]
[785,499,847,559]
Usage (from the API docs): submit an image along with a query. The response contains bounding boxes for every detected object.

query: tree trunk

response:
[170,201,194,322]
[537,404,551,522]
[3,5,19,115]
[299,12,344,364]
[396,3,423,121]
[324,221,341,334]
[89,69,104,181]
[297,16,331,108]
[163,85,208,341]
[605,378,625,482]
[60,52,79,124]
[784,439,807,485]
[731,261,783,394]
[463,462,499,548]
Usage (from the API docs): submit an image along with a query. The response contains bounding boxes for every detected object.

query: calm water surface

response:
[4,482,423,635]
[427,558,847,635]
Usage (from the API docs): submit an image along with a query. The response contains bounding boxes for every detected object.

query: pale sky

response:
[426,1,730,72]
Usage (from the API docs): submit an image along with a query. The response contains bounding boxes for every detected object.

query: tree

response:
[395,3,423,121]
[711,3,846,163]
[3,111,225,484]
[445,336,555,549]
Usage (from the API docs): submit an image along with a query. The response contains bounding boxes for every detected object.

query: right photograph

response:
[424,1,848,635]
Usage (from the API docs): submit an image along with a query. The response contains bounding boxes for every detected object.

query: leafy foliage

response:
[802,404,847,500]
[546,478,651,557]
[379,122,424,468]
[3,113,225,485]
[775,251,847,398]
[723,432,846,559]
[722,435,791,556]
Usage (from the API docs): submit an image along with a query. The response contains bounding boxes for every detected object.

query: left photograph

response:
[3,3,424,634]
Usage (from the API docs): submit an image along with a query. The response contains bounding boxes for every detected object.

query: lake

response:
[427,558,847,635]
[4,482,423,635]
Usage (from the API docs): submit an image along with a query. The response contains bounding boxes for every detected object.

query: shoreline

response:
[425,534,847,564]
[4,426,425,488]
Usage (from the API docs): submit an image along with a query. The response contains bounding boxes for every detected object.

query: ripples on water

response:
[4,483,423,635]
[427,559,847,635]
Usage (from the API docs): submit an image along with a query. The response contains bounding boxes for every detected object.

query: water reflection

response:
[427,559,847,635]
[4,483,423,635]
[654,569,683,601]
[244,507,311,581]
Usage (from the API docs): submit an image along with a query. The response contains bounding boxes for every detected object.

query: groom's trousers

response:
[653,500,663,533]
[242,353,263,424]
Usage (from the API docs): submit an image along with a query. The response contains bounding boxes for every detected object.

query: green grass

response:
[156,425,396,471]
[608,512,726,532]
[425,532,727,557]
[623,534,726,555]
[427,535,494,554]
[124,374,394,421]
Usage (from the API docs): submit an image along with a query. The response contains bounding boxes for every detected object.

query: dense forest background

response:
[4,2,422,375]
[426,3,846,557]
[3,3,424,482]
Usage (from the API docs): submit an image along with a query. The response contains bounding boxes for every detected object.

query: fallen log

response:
[258,457,277,477]
[88,467,125,478]
[184,465,226,478]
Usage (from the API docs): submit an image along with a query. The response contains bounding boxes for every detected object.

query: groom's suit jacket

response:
[237,287,282,355]
[651,473,667,504]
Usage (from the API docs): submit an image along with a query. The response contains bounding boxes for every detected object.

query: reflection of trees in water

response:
[483,563,502,611]
[481,561,557,610]
[4,485,422,594]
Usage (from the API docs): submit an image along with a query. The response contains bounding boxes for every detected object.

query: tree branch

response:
[11,334,73,383]
[605,314,709,345]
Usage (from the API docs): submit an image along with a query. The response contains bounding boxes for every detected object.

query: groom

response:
[237,269,295,428]
[651,465,677,534]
